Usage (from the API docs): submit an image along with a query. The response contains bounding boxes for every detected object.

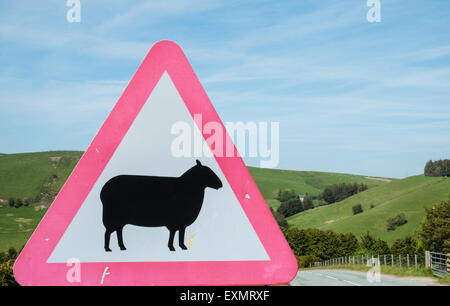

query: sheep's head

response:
[194,160,223,190]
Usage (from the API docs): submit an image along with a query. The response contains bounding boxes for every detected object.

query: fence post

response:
[407,254,410,268]
[399,254,402,267]
[425,251,430,268]
[447,254,450,274]
[384,255,386,266]
[415,254,418,269]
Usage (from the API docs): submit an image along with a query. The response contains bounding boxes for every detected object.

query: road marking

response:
[343,280,361,286]
[325,275,337,280]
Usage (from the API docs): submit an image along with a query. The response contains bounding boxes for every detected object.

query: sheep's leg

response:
[117,227,126,251]
[178,227,187,250]
[104,229,113,252]
[168,228,176,251]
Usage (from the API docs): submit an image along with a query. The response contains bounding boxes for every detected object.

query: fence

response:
[312,252,450,277]
[429,251,449,278]
[311,253,426,269]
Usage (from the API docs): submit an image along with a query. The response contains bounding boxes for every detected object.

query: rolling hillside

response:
[0,151,82,252]
[288,175,450,243]
[247,167,391,209]
[0,151,393,252]
[0,151,83,200]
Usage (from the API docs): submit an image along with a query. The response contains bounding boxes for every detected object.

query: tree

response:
[418,196,450,253]
[360,231,376,251]
[339,233,359,255]
[303,192,313,210]
[391,236,417,255]
[352,204,363,215]
[270,207,288,228]
[279,189,297,202]
[319,183,368,204]
[371,239,390,254]
[277,198,303,217]
[320,187,335,204]
[424,159,450,177]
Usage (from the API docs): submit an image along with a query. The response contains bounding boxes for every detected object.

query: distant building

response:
[298,194,317,202]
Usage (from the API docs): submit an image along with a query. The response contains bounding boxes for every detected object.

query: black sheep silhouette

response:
[100,160,222,252]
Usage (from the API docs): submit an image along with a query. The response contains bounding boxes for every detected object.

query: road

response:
[291,269,437,286]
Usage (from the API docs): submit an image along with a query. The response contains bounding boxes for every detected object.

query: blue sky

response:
[1,0,450,178]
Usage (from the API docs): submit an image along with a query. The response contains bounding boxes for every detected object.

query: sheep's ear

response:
[196,159,202,166]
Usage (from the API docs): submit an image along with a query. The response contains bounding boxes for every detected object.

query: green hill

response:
[0,150,395,252]
[247,167,391,209]
[0,151,83,200]
[287,175,450,243]
[0,151,82,252]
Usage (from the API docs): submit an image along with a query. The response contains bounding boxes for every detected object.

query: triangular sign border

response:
[13,41,298,286]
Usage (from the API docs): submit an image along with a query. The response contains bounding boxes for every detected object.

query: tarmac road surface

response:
[290,269,437,286]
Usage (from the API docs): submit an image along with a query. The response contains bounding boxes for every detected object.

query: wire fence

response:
[312,253,426,269]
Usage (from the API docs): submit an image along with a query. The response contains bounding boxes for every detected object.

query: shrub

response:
[352,204,363,215]
[284,228,358,261]
[8,198,15,207]
[391,236,417,254]
[7,248,17,260]
[370,203,375,209]
[360,231,376,251]
[360,232,390,254]
[297,255,320,268]
[0,259,18,287]
[24,198,32,207]
[387,213,407,231]
[14,198,23,208]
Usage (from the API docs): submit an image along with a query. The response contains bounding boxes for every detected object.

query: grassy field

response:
[0,151,82,252]
[0,150,440,253]
[247,167,391,209]
[0,151,83,199]
[0,205,47,252]
[288,175,450,243]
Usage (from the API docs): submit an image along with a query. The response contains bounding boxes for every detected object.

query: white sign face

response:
[48,72,269,263]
